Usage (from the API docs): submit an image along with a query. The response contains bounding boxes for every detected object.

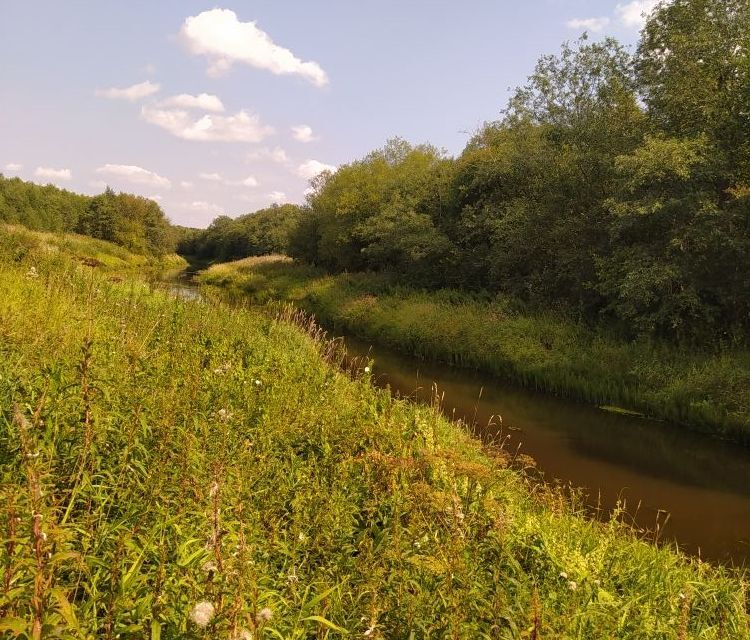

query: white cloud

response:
[199,171,259,187]
[247,146,289,163]
[268,190,286,203]
[35,166,71,181]
[96,81,160,102]
[141,106,274,143]
[199,172,224,182]
[158,93,225,112]
[297,159,336,180]
[615,0,659,28]
[566,17,611,32]
[180,9,329,87]
[291,124,318,143]
[180,180,194,189]
[188,200,224,215]
[4,162,22,171]
[95,164,171,188]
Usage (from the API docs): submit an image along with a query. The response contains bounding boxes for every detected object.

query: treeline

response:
[188,0,750,343]
[177,204,301,261]
[0,176,177,255]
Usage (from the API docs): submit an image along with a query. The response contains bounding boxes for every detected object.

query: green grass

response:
[1,234,749,638]
[198,257,750,444]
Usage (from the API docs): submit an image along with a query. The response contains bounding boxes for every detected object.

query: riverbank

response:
[198,256,750,443]
[2,228,749,637]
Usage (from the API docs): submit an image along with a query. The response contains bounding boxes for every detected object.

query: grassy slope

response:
[198,257,750,443]
[1,231,748,638]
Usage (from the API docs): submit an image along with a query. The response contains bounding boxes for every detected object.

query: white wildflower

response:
[254,379,262,386]
[26,266,39,278]
[559,571,568,579]
[190,601,215,628]
[568,581,578,591]
[217,408,232,422]
[364,366,371,373]
[256,607,273,623]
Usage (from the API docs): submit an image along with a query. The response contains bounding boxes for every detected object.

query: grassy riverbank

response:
[198,257,750,443]
[1,231,748,637]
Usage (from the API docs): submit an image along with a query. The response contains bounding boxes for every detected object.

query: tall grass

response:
[1,232,748,637]
[198,257,750,443]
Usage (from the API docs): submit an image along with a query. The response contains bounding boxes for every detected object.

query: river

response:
[163,274,750,565]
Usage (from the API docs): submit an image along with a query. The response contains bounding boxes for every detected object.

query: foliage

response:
[200,257,750,441]
[1,231,748,638]
[0,177,177,256]
[178,204,302,262]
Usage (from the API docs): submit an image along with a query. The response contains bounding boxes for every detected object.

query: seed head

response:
[256,607,273,624]
[190,601,215,628]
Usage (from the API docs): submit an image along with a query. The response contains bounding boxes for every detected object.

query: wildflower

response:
[256,607,273,624]
[190,601,215,628]
[254,379,262,386]
[568,581,578,591]
[364,366,371,373]
[217,408,232,422]
[26,266,39,278]
[559,571,568,579]
[364,626,376,637]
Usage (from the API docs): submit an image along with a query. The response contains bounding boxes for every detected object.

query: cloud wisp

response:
[96,81,160,101]
[199,171,259,188]
[141,106,274,143]
[615,0,659,29]
[95,164,171,188]
[35,166,72,181]
[180,8,329,87]
[291,124,319,143]
[566,17,611,32]
[158,93,225,112]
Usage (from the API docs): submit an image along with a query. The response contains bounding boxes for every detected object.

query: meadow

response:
[198,257,750,444]
[1,229,749,638]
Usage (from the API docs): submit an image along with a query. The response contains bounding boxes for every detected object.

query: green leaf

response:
[303,615,349,634]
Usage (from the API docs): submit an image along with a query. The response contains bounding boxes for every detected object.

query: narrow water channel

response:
[163,275,750,565]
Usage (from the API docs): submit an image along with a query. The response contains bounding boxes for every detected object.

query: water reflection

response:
[345,336,750,565]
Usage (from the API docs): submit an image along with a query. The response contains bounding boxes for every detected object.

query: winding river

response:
[164,274,750,565]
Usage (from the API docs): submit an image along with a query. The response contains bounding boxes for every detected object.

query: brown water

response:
[344,336,750,566]
[162,275,750,565]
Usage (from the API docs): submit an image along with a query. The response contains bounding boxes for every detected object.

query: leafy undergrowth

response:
[198,257,750,444]
[0,238,747,638]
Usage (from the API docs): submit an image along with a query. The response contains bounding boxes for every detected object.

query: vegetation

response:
[199,257,750,441]
[0,176,178,256]
[2,228,749,639]
[191,0,750,346]
[178,204,302,263]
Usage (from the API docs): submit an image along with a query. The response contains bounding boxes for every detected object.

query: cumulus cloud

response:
[291,124,318,143]
[615,0,659,28]
[96,81,160,101]
[158,93,225,112]
[35,166,72,181]
[566,17,611,32]
[297,159,336,180]
[199,171,259,187]
[4,162,22,171]
[268,190,286,203]
[95,164,171,188]
[142,106,273,143]
[180,9,329,87]
[187,200,224,215]
[247,146,289,163]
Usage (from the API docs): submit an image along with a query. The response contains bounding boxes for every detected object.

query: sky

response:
[0,0,657,227]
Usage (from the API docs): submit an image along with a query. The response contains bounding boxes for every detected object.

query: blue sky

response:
[0,0,655,227]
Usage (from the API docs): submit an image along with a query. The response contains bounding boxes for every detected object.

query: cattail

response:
[190,601,215,628]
